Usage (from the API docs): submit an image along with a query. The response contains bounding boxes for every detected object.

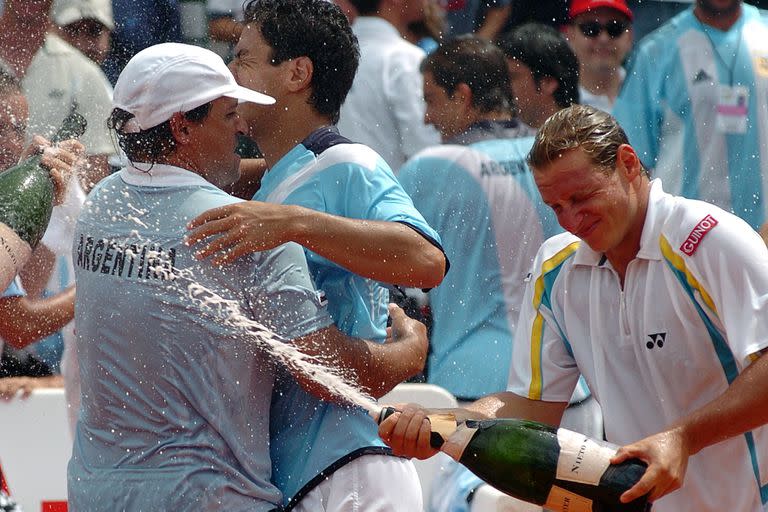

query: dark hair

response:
[347,0,380,15]
[498,23,580,109]
[421,36,513,115]
[107,103,212,164]
[243,0,359,124]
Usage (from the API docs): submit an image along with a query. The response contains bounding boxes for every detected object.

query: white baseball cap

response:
[53,0,115,31]
[113,43,275,133]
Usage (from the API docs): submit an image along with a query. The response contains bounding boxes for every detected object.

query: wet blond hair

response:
[527,105,639,175]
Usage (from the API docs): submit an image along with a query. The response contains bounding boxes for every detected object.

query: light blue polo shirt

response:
[68,163,332,511]
[398,121,561,400]
[256,126,444,506]
[2,279,22,298]
[614,4,768,229]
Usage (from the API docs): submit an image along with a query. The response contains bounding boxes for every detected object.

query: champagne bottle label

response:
[555,428,616,486]
[0,222,31,290]
[441,422,477,462]
[543,485,594,512]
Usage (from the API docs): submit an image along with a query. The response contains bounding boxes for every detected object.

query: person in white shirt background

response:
[337,0,440,171]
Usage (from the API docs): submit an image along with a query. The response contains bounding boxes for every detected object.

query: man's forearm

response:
[0,286,75,348]
[292,207,446,288]
[466,391,568,426]
[675,352,768,455]
[19,243,56,297]
[292,326,424,400]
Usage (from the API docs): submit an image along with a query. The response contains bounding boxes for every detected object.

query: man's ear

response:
[616,143,642,180]
[454,82,473,111]
[286,56,314,93]
[169,112,191,144]
[538,76,559,97]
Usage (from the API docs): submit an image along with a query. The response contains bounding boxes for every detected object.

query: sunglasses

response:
[577,20,629,39]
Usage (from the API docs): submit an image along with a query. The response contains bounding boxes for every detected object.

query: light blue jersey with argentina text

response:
[398,121,562,400]
[69,164,331,511]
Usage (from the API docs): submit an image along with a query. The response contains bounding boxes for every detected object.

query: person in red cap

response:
[563,0,633,112]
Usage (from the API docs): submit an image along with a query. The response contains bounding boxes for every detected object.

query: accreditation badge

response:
[754,55,768,77]
[716,85,749,134]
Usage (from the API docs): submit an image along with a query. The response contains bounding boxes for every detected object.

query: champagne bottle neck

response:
[373,406,464,450]
[439,420,476,462]
[51,111,87,143]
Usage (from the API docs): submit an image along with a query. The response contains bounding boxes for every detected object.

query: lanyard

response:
[698,18,744,86]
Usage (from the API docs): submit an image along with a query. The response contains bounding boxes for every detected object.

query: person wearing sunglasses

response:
[613,0,768,236]
[563,0,634,113]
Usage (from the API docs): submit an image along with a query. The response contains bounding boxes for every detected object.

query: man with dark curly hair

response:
[186,0,448,509]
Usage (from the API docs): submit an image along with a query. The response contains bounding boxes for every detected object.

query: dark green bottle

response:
[0,111,86,290]
[377,407,651,512]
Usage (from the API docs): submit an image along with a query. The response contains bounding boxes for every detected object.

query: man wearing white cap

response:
[20,0,115,193]
[68,42,428,511]
[53,0,113,64]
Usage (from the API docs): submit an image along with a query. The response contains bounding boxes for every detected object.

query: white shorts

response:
[292,454,423,512]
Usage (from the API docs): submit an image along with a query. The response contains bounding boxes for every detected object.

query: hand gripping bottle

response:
[377,407,651,512]
[0,111,86,289]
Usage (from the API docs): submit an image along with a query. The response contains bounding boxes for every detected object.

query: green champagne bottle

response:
[0,111,87,290]
[377,407,651,512]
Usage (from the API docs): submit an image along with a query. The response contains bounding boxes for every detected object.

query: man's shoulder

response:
[185,186,242,212]
[86,170,240,214]
[260,143,391,204]
[633,9,694,60]
[313,142,388,174]
[81,172,123,204]
[404,141,530,178]
[356,20,425,62]
[36,34,93,66]
[535,232,582,269]
[659,193,759,259]
[407,143,476,164]
[26,35,110,88]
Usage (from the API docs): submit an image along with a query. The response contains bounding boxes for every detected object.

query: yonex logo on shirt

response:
[646,332,666,349]
[680,215,718,256]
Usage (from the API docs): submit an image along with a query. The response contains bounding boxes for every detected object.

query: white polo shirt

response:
[337,17,440,171]
[508,180,768,512]
[23,33,115,157]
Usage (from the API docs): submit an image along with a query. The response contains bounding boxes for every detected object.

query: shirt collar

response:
[301,125,352,155]
[445,119,535,145]
[572,179,669,267]
[119,162,214,188]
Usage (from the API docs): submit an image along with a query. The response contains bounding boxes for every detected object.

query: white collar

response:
[119,162,213,188]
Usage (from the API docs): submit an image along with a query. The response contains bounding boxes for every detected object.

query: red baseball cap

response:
[569,0,633,21]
